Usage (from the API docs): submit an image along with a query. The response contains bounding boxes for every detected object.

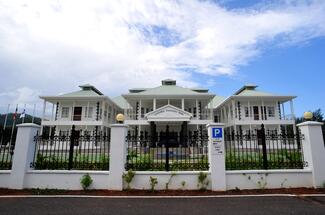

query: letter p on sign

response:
[212,128,223,138]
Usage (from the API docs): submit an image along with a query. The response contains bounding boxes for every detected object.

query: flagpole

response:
[9,104,18,147]
[32,104,36,124]
[22,104,26,123]
[0,104,10,145]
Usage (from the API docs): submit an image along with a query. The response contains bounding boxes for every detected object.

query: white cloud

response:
[0,0,324,105]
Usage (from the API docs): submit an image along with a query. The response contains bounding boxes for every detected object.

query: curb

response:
[0,194,324,198]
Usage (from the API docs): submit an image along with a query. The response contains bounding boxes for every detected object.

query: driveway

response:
[0,195,324,215]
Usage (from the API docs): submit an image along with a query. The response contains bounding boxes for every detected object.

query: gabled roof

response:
[145,104,192,121]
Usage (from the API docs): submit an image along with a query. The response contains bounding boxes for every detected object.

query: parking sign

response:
[212,128,222,138]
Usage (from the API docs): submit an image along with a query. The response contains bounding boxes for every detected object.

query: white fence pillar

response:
[207,123,226,191]
[297,121,325,188]
[9,123,40,189]
[109,124,128,190]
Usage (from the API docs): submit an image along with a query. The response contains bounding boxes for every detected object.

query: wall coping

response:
[27,170,110,175]
[0,170,11,174]
[226,169,312,174]
[297,121,324,127]
[206,123,225,127]
[16,123,41,128]
[110,124,129,128]
[131,171,210,175]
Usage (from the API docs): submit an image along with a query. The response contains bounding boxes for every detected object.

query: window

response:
[85,107,93,118]
[268,106,275,117]
[61,107,69,118]
[245,107,249,117]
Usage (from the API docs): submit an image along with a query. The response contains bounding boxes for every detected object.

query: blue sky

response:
[202,36,325,116]
[0,0,324,117]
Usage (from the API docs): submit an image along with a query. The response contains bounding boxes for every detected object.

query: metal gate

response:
[126,125,209,171]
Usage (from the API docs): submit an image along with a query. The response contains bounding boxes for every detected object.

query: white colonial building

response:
[39,80,297,136]
[214,84,296,135]
[40,84,122,136]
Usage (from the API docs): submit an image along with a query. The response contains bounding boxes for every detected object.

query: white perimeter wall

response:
[0,171,11,188]
[0,169,313,190]
[24,170,110,190]
[226,170,313,190]
[128,171,211,190]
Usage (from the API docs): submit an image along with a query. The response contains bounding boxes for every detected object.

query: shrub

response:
[80,173,93,190]
[123,169,135,190]
[150,176,158,192]
[197,172,209,191]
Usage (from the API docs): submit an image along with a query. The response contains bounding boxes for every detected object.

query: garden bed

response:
[0,188,324,196]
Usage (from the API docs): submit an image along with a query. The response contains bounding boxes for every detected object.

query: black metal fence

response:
[126,131,209,171]
[225,125,305,170]
[0,128,17,170]
[31,126,110,170]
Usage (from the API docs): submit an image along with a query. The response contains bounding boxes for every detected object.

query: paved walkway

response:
[0,195,324,215]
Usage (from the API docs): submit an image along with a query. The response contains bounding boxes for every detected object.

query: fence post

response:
[109,124,128,190]
[207,123,226,191]
[297,121,325,188]
[9,123,40,189]
[68,125,75,170]
[260,124,268,169]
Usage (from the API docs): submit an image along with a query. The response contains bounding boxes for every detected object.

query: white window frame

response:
[61,107,69,118]
[85,106,93,118]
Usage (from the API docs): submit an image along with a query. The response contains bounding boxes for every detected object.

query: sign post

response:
[207,123,226,191]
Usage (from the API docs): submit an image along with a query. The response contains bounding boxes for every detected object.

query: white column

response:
[290,100,295,120]
[138,100,142,119]
[196,99,199,119]
[210,99,213,121]
[207,123,226,191]
[153,98,156,111]
[51,103,55,121]
[109,124,128,190]
[71,101,75,121]
[275,101,279,119]
[261,100,265,120]
[231,100,236,120]
[248,101,251,120]
[297,121,325,188]
[101,101,105,121]
[9,123,40,189]
[282,103,285,120]
[181,98,184,110]
[41,100,46,134]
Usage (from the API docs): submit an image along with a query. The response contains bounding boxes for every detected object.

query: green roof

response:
[59,84,103,97]
[112,96,130,109]
[234,85,275,97]
[236,89,274,96]
[125,79,213,96]
[208,95,226,107]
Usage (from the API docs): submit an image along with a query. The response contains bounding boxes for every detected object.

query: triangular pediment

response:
[145,105,192,121]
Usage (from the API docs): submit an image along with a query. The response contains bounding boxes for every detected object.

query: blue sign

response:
[212,128,223,138]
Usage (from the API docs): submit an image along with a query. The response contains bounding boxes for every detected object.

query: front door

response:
[73,107,82,121]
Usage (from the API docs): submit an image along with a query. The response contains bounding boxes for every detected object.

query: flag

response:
[20,109,26,119]
[13,106,18,121]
